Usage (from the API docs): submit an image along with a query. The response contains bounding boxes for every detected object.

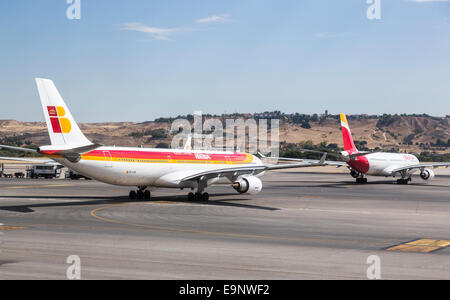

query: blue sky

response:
[0,0,449,122]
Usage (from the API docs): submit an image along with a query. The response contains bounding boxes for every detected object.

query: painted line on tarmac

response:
[0,225,27,231]
[387,239,450,253]
[89,203,376,246]
[7,184,74,189]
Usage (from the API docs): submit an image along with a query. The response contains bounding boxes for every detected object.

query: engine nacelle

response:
[420,169,435,181]
[232,176,263,195]
[350,169,360,179]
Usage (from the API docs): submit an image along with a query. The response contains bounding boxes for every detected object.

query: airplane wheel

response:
[129,191,137,200]
[188,192,195,201]
[194,192,203,201]
[144,190,151,200]
[137,190,144,200]
[356,178,368,184]
[202,193,210,202]
[397,179,408,185]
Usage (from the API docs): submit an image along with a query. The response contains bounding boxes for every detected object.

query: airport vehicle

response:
[14,172,25,178]
[0,78,327,200]
[65,170,91,180]
[271,114,450,184]
[27,164,61,179]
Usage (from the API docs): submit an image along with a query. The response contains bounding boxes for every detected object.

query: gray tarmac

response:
[0,170,449,280]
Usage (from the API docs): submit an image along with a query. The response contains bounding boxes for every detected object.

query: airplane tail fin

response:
[36,78,91,146]
[340,114,358,152]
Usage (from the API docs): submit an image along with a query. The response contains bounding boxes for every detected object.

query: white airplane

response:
[270,114,450,184]
[0,78,329,200]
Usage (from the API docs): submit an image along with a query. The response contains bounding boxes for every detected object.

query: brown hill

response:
[0,115,448,154]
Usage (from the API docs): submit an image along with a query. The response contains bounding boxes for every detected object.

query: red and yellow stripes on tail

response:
[340,114,357,152]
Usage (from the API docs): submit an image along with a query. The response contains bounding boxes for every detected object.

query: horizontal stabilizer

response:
[39,143,103,163]
[0,144,38,153]
[55,143,103,155]
[56,143,103,163]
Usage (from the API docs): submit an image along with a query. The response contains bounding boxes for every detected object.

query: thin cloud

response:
[122,14,231,41]
[121,23,187,41]
[196,14,232,24]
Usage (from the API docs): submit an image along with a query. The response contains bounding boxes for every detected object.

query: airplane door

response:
[103,151,113,168]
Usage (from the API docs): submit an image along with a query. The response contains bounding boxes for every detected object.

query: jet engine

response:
[420,169,435,181]
[232,176,263,195]
[350,169,360,179]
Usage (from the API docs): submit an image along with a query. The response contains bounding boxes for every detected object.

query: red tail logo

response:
[47,106,72,134]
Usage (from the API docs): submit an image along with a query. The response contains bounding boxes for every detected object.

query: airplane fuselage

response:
[41,146,264,188]
[347,152,420,177]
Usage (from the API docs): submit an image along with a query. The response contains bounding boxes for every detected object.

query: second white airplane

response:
[272,114,450,184]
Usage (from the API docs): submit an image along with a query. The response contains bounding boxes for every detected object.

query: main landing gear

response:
[187,178,209,201]
[188,192,209,202]
[129,187,151,200]
[397,171,412,185]
[356,177,368,184]
[351,170,368,184]
[397,178,411,185]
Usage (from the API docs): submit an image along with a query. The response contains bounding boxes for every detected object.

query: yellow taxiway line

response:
[387,239,450,253]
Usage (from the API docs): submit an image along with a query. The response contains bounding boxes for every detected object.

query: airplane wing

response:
[258,152,347,167]
[390,163,450,174]
[274,158,347,167]
[181,166,267,182]
[277,149,379,160]
[181,158,329,183]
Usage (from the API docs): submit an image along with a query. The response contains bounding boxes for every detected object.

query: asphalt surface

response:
[0,170,449,279]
